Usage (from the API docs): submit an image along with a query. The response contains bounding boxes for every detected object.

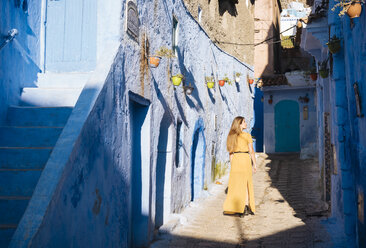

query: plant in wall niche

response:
[331,0,364,18]
[326,36,341,54]
[318,60,329,78]
[205,76,215,89]
[171,73,184,86]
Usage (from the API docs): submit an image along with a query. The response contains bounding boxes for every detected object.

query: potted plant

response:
[318,60,329,78]
[309,68,318,81]
[183,83,194,95]
[172,73,184,86]
[326,35,341,54]
[235,72,241,83]
[155,46,175,58]
[223,76,233,86]
[148,56,162,68]
[331,0,364,18]
[219,79,226,87]
[205,76,215,89]
[248,78,254,84]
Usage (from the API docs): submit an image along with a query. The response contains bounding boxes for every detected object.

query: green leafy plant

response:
[326,35,341,54]
[318,60,329,78]
[205,76,214,82]
[235,72,242,77]
[155,46,175,58]
[223,75,233,85]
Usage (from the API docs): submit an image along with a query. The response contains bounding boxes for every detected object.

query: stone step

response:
[0,127,62,147]
[0,225,17,248]
[6,106,73,127]
[36,72,90,88]
[0,170,42,196]
[0,198,29,225]
[20,88,82,107]
[0,148,52,169]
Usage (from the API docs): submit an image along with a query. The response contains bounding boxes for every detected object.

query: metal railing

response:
[0,29,18,51]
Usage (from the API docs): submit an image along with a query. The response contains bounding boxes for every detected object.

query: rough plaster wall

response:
[263,89,317,154]
[0,0,42,123]
[183,0,255,65]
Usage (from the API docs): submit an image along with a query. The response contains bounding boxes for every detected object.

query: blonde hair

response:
[226,116,244,153]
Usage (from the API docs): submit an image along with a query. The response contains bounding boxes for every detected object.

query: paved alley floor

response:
[150,153,346,248]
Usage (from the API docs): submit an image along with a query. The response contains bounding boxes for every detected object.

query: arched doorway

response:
[275,100,300,152]
[155,112,173,229]
[191,120,206,201]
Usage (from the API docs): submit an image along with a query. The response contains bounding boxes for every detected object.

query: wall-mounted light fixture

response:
[353,82,363,117]
[183,83,194,95]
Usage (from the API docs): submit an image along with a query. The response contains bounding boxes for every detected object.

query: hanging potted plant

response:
[171,73,184,86]
[309,68,318,81]
[148,56,162,68]
[205,76,215,89]
[331,0,364,18]
[235,72,241,83]
[183,83,194,95]
[318,60,329,78]
[219,79,226,87]
[326,35,341,54]
[248,78,254,84]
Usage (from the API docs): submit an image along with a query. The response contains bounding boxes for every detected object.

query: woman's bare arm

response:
[248,143,257,173]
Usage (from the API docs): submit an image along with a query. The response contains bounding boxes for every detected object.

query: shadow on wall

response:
[218,0,239,17]
[0,1,41,122]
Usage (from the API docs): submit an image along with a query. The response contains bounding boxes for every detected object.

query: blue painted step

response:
[0,127,63,147]
[0,198,29,224]
[0,170,42,196]
[0,148,52,169]
[0,226,16,248]
[6,106,73,127]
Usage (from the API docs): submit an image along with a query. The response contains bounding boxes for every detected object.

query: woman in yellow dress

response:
[223,116,257,217]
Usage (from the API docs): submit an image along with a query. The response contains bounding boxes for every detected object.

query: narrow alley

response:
[151,154,345,248]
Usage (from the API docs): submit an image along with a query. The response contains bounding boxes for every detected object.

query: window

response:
[172,16,179,56]
[175,120,183,168]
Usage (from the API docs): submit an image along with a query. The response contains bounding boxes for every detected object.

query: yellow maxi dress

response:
[223,132,256,214]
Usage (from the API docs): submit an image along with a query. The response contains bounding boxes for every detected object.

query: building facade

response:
[302,0,366,246]
[0,0,255,247]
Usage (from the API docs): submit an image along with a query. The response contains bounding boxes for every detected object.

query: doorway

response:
[155,112,173,229]
[45,0,97,72]
[191,123,206,201]
[275,100,300,152]
[129,93,151,248]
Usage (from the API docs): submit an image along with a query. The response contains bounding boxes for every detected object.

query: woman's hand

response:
[252,165,257,173]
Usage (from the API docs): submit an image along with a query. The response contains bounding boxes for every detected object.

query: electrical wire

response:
[213,24,299,46]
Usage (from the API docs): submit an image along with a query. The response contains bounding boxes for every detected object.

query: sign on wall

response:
[126,1,139,41]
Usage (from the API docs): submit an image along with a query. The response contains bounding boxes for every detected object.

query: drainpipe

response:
[0,29,18,51]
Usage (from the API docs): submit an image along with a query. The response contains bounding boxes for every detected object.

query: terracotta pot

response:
[248,79,254,84]
[347,2,362,18]
[219,80,225,86]
[310,73,318,81]
[149,56,161,67]
[171,75,183,86]
[268,99,273,104]
[207,81,215,89]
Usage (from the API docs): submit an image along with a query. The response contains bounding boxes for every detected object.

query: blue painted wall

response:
[8,0,255,246]
[252,87,264,152]
[263,87,317,156]
[0,0,42,123]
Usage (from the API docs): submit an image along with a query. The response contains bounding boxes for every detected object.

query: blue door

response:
[275,100,300,152]
[45,0,97,72]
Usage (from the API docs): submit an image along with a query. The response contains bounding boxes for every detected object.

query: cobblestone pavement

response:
[150,153,346,248]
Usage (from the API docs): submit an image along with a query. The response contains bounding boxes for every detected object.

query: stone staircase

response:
[0,73,89,247]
